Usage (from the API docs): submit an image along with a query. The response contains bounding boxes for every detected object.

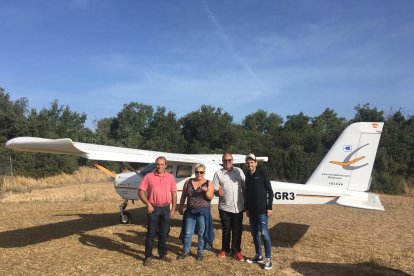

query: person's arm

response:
[240,169,247,211]
[264,172,273,217]
[178,181,189,215]
[138,189,154,214]
[170,191,177,218]
[213,172,223,197]
[202,180,214,200]
[170,176,177,218]
[245,173,249,217]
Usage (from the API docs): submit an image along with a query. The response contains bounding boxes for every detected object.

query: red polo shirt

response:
[139,171,177,205]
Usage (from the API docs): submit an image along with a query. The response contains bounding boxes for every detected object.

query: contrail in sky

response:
[201,0,267,93]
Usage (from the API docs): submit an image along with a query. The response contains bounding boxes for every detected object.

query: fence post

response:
[9,156,13,177]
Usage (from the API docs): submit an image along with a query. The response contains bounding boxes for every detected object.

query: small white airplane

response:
[5,122,385,224]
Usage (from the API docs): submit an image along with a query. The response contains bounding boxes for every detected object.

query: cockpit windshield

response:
[139,163,155,177]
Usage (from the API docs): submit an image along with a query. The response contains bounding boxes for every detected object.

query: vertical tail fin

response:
[306,122,383,192]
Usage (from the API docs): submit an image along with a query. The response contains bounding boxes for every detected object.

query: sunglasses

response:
[195,171,205,175]
[223,159,233,162]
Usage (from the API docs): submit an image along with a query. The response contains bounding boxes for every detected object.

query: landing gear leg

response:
[119,199,132,224]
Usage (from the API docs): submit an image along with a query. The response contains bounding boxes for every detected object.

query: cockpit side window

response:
[176,165,192,178]
[166,164,174,174]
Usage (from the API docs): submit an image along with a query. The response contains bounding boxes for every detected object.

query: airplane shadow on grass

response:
[291,261,410,276]
[78,231,146,261]
[170,218,309,250]
[270,222,310,248]
[0,207,148,248]
[1,206,309,253]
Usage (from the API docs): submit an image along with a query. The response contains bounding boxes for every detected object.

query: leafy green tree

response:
[240,110,284,180]
[0,88,30,177]
[372,110,414,194]
[180,105,237,153]
[2,85,413,194]
[111,102,153,148]
[311,108,347,151]
[371,148,404,194]
[93,117,118,145]
[242,110,282,151]
[243,109,283,135]
[26,100,92,141]
[0,88,30,143]
[405,115,414,182]
[352,103,385,122]
[2,96,92,178]
[144,106,187,152]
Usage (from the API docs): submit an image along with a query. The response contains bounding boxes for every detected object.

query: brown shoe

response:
[176,253,188,260]
[143,257,152,267]
[160,255,172,262]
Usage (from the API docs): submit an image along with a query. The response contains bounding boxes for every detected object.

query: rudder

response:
[306,122,383,192]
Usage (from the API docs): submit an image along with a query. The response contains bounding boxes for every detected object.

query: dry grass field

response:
[0,168,413,275]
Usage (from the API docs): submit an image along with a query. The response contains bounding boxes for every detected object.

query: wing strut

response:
[94,164,116,178]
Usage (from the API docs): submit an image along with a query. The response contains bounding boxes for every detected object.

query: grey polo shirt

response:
[213,167,245,213]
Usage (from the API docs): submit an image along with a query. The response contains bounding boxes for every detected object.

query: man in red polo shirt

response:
[138,156,177,267]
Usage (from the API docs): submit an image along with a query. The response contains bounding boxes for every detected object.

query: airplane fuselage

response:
[113,163,353,206]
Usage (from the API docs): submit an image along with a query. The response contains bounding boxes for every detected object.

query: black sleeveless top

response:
[186,179,211,208]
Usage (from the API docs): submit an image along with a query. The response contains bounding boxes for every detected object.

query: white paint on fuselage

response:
[113,163,362,206]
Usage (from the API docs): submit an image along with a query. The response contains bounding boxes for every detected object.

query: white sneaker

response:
[246,255,264,264]
[264,258,272,270]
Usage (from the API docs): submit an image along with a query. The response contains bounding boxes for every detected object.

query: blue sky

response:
[1,0,413,129]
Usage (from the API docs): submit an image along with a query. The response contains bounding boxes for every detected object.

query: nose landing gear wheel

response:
[120,211,132,224]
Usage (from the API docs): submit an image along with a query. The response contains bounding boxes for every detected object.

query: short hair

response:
[155,156,167,163]
[194,163,206,172]
[222,151,233,160]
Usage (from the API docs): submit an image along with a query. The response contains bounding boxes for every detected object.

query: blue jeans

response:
[249,212,271,258]
[145,206,170,258]
[183,209,206,254]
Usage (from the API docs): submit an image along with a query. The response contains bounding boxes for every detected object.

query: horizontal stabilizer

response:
[336,193,384,211]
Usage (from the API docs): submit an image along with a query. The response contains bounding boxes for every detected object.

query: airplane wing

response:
[5,137,268,165]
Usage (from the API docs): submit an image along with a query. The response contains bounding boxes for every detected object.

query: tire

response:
[120,211,132,224]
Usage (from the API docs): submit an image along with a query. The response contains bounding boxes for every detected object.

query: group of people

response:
[138,152,274,270]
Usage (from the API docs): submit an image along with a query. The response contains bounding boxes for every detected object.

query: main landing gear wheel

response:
[120,211,132,224]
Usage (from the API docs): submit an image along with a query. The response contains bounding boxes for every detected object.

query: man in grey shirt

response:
[213,152,246,262]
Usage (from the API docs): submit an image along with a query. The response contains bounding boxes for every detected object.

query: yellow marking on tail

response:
[330,156,366,167]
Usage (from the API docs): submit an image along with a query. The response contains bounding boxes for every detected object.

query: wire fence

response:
[0,156,13,177]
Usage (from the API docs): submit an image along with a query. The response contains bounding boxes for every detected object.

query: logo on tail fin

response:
[329,144,369,170]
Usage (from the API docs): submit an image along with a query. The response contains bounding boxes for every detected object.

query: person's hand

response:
[218,186,224,197]
[147,204,154,214]
[201,185,208,193]
[267,209,273,217]
[170,209,175,219]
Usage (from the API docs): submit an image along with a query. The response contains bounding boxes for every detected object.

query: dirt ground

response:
[0,185,413,276]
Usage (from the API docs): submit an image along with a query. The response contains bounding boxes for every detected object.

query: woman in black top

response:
[177,164,214,260]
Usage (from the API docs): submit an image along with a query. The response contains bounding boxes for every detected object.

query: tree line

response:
[1,87,413,194]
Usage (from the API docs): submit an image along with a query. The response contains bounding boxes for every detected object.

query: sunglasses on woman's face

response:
[195,171,205,175]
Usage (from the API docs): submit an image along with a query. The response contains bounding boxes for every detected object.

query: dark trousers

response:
[219,209,243,254]
[145,206,170,258]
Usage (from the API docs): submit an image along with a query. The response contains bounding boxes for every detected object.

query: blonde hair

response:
[194,163,206,172]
